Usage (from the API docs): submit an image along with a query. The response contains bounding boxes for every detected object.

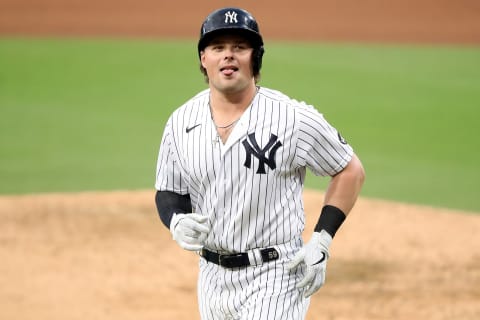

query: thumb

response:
[287,248,305,271]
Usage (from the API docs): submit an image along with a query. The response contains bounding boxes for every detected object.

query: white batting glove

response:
[170,213,210,251]
[287,230,332,298]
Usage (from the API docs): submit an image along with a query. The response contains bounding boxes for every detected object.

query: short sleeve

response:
[295,103,353,176]
[154,118,189,194]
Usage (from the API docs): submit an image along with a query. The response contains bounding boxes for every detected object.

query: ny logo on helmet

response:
[242,133,282,174]
[224,11,238,24]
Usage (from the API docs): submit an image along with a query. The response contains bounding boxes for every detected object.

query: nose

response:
[223,46,234,60]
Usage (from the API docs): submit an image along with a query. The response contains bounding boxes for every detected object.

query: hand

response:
[170,213,210,251]
[287,230,332,298]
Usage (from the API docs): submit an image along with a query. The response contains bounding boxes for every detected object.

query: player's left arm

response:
[323,153,365,219]
[288,154,365,297]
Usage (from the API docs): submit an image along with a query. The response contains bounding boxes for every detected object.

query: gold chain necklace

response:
[214,116,241,129]
[209,87,260,146]
[209,87,259,130]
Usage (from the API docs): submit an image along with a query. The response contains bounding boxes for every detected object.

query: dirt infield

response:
[0,190,479,320]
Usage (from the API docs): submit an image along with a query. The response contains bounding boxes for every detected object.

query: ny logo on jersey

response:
[242,133,282,174]
[224,11,238,24]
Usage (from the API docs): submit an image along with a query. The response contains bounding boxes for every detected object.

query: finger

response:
[304,283,317,298]
[197,232,208,244]
[183,219,210,234]
[296,269,315,289]
[182,243,204,251]
[191,221,210,234]
[182,229,201,237]
[179,240,204,251]
[181,225,208,238]
[189,213,209,224]
[184,214,210,231]
[183,233,208,247]
[287,249,305,270]
[182,232,209,247]
[182,234,203,244]
[305,269,326,297]
[304,273,324,298]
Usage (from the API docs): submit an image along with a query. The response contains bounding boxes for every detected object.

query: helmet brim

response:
[198,28,263,54]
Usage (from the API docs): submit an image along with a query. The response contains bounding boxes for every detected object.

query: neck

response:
[209,83,258,137]
[209,82,258,114]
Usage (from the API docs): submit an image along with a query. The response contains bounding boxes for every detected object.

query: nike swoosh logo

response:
[186,124,201,133]
[312,252,327,265]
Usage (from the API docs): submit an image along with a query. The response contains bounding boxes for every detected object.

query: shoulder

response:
[257,87,292,103]
[170,89,209,118]
[166,89,209,129]
[258,87,321,115]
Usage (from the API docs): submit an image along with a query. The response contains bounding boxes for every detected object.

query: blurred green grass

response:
[0,38,479,212]
[263,42,480,212]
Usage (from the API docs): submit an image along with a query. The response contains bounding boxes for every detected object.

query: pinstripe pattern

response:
[198,240,309,320]
[155,87,353,319]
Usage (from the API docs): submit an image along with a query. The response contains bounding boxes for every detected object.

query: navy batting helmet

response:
[198,7,265,77]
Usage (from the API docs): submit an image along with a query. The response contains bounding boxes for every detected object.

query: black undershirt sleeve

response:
[155,190,192,228]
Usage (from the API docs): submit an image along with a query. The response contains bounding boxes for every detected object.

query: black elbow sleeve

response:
[155,190,192,228]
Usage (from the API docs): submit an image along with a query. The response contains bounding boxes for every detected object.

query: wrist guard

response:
[314,205,346,238]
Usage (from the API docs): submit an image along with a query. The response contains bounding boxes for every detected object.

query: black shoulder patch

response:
[337,131,347,145]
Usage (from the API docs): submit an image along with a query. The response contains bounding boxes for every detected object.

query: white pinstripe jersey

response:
[155,87,353,253]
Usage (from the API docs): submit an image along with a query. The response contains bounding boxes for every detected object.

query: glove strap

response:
[314,205,346,238]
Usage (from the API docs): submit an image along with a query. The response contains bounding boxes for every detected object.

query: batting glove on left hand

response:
[287,230,332,298]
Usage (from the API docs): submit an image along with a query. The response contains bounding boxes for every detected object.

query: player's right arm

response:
[154,117,210,251]
[155,190,210,251]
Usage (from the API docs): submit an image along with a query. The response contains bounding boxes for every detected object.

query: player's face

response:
[200,34,255,94]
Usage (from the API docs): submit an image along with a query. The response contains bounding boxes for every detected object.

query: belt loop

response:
[247,250,256,266]
[247,248,263,266]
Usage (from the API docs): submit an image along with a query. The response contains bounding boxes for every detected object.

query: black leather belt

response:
[200,247,279,268]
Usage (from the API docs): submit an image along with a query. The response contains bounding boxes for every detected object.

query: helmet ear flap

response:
[252,46,265,77]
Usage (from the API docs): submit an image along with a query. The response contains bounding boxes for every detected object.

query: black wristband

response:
[314,205,346,238]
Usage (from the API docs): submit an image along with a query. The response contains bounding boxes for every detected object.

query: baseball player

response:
[155,7,365,320]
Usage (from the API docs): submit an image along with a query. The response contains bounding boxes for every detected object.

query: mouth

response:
[220,66,239,76]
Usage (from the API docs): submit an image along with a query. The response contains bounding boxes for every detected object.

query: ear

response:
[200,51,207,69]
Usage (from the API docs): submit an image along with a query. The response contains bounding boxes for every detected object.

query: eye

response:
[210,44,224,51]
[233,44,248,51]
